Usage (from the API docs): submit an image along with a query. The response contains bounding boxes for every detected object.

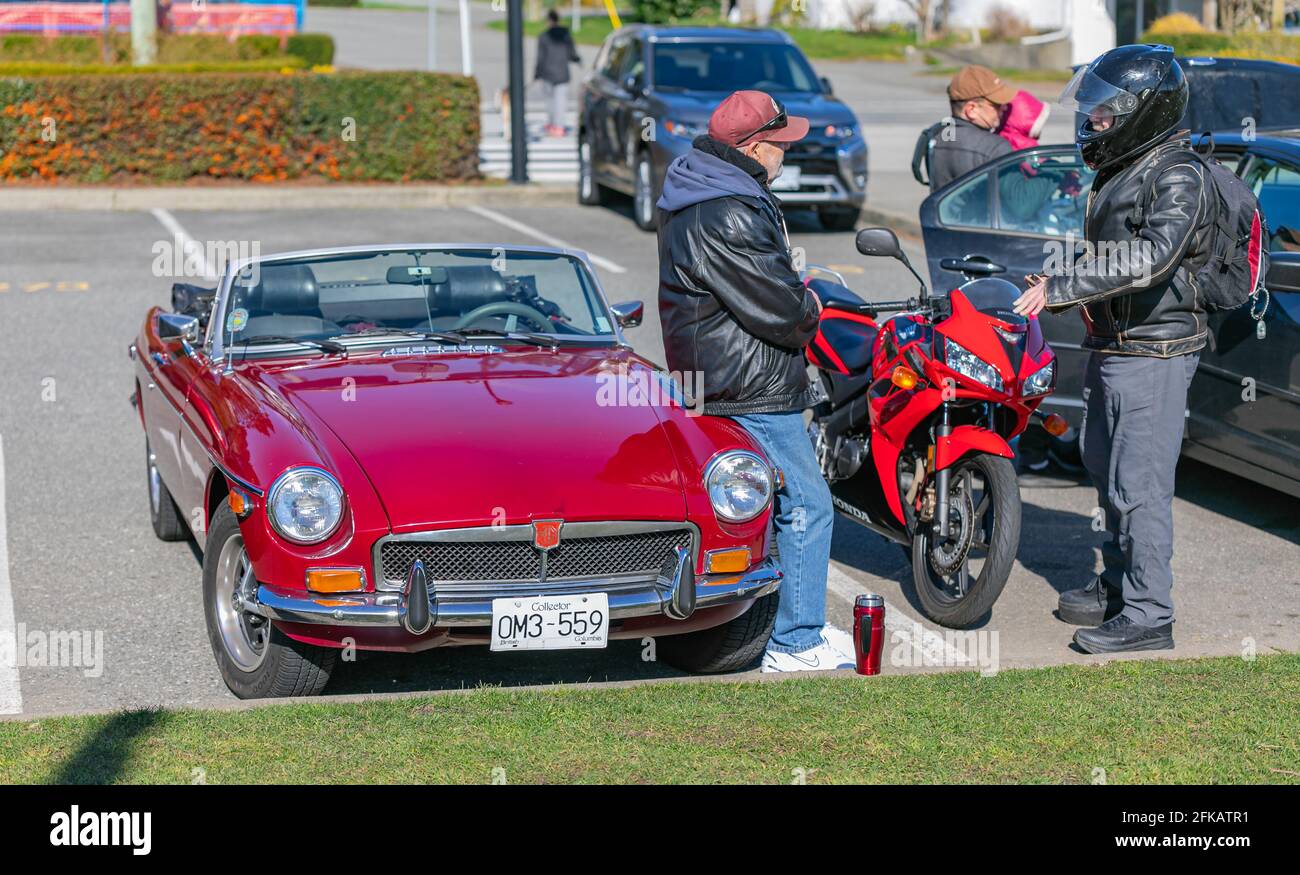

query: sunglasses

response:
[735,102,788,146]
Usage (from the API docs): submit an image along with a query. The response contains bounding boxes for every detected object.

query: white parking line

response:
[150,207,213,279]
[465,206,628,275]
[0,434,23,715]
[826,559,972,667]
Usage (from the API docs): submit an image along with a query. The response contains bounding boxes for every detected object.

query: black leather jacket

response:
[1044,137,1212,357]
[657,143,820,416]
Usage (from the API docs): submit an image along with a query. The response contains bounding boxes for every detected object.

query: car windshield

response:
[221,248,613,348]
[653,42,819,93]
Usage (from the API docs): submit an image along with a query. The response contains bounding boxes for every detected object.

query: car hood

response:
[254,347,689,532]
[656,90,856,127]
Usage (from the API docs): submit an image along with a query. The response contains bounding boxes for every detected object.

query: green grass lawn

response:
[2,655,1297,784]
[487,18,915,61]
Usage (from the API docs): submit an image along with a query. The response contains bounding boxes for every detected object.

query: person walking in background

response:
[534,10,581,138]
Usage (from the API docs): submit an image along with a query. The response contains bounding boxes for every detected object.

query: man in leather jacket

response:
[1015,45,1208,653]
[657,91,855,672]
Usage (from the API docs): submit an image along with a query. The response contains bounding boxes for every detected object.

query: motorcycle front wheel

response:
[911,453,1020,628]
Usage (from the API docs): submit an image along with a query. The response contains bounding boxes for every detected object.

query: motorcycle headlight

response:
[267,467,345,544]
[1023,359,1055,396]
[705,451,774,523]
[944,337,1003,392]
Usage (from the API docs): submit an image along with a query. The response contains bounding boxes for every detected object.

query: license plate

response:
[770,165,802,191]
[490,593,609,651]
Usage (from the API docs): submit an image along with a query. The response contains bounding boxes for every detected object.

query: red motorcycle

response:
[804,228,1065,628]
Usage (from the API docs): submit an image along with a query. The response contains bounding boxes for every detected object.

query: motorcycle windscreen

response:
[957,278,1027,325]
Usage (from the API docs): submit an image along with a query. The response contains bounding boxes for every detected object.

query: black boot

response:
[1074,614,1173,654]
[1057,576,1123,626]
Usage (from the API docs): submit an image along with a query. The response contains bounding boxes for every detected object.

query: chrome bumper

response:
[249,546,780,632]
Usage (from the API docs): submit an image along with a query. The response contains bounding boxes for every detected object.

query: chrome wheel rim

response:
[213,532,269,672]
[635,159,652,225]
[147,451,161,515]
[580,141,593,199]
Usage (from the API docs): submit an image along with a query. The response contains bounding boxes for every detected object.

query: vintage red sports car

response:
[132,244,781,698]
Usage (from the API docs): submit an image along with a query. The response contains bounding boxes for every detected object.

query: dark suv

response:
[578,26,868,231]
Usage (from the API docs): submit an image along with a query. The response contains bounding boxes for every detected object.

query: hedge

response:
[0,33,335,68]
[0,71,479,183]
[0,59,306,76]
[631,0,715,24]
[1144,30,1300,64]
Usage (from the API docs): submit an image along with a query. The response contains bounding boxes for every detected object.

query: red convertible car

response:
[132,245,781,698]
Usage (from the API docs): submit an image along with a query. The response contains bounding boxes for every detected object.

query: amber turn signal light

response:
[228,489,250,518]
[1042,413,1069,437]
[306,568,365,593]
[891,366,919,390]
[706,548,752,574]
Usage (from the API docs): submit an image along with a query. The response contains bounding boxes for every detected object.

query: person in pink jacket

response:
[997,89,1051,150]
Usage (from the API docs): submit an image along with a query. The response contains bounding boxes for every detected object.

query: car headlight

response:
[705,451,774,523]
[663,118,705,140]
[1023,359,1055,396]
[944,337,1003,392]
[824,123,858,139]
[267,467,345,544]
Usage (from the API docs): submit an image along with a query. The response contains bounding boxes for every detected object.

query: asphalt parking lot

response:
[2,198,1298,718]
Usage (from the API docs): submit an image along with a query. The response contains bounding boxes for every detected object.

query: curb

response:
[0,182,577,212]
[858,203,923,241]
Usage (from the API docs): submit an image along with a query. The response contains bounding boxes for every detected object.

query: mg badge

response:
[533,520,563,552]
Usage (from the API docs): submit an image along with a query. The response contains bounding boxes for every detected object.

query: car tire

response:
[632,151,658,231]
[577,134,607,206]
[819,207,860,232]
[656,591,778,674]
[147,441,189,542]
[203,503,336,699]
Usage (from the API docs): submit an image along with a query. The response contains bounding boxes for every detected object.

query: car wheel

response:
[818,207,860,232]
[656,591,778,673]
[147,441,189,542]
[577,135,607,206]
[203,503,335,698]
[632,152,658,231]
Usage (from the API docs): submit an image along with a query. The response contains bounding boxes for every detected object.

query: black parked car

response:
[918,96,1300,498]
[577,25,868,231]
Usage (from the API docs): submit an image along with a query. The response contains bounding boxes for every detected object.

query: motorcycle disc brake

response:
[928,483,976,575]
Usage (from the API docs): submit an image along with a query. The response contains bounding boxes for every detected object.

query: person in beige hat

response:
[924,65,1016,190]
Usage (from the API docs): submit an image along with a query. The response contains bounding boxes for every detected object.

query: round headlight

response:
[705,451,774,523]
[267,467,344,544]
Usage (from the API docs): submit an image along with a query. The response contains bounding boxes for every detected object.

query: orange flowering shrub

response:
[0,70,479,183]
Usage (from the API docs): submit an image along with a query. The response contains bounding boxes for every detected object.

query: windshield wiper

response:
[454,328,563,350]
[331,327,468,345]
[232,335,347,355]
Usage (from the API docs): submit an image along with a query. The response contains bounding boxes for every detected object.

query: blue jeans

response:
[728,411,834,653]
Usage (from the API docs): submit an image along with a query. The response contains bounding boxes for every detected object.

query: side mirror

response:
[855,227,904,260]
[820,76,834,95]
[623,74,645,96]
[158,312,200,346]
[610,300,644,328]
[1265,252,1300,293]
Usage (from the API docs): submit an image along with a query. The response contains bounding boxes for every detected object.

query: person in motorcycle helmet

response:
[1013,44,1211,654]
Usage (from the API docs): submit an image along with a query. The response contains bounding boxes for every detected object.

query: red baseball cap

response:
[708,90,810,147]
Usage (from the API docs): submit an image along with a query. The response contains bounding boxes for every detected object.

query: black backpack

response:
[912,122,944,186]
[1130,135,1269,317]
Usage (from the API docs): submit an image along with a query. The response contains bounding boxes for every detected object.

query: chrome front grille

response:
[377,523,693,590]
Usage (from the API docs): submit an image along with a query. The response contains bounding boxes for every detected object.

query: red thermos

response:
[853,594,885,676]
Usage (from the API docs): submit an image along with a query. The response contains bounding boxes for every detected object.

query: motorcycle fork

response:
[933,403,953,539]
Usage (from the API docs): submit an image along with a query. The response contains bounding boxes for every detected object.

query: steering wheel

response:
[453,301,552,332]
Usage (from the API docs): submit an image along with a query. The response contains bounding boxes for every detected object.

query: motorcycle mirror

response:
[855,227,903,259]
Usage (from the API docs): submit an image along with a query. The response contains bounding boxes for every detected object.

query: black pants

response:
[1080,351,1199,626]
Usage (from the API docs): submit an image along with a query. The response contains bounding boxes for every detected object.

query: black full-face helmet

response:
[1061,44,1188,171]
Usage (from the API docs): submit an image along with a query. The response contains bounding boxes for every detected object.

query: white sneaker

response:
[820,624,859,665]
[761,634,856,673]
